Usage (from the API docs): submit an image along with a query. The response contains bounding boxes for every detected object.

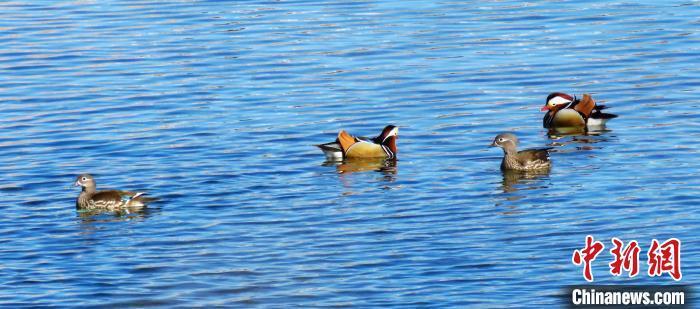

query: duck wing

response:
[517,148,551,164]
[87,190,129,209]
[90,190,150,208]
[572,93,596,118]
[337,130,364,151]
[336,130,389,158]
[316,141,342,152]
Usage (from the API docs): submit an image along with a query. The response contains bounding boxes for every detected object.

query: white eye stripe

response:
[382,127,399,142]
[548,96,572,106]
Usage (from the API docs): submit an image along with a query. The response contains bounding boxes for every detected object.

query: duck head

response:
[74,174,96,192]
[490,133,518,153]
[541,92,574,112]
[377,125,398,156]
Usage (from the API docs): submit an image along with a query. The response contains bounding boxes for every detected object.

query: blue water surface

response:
[1,1,700,307]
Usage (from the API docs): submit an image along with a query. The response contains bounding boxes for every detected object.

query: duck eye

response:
[498,138,504,142]
[81,177,87,181]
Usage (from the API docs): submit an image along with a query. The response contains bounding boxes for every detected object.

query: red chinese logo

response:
[572,235,605,282]
[572,236,681,282]
[647,238,682,281]
[609,237,640,277]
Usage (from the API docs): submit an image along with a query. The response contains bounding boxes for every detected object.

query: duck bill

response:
[73,181,81,187]
[540,105,550,112]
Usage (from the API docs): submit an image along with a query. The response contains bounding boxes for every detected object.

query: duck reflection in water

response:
[76,206,155,223]
[324,158,398,193]
[500,169,551,194]
[323,157,397,177]
[547,128,613,152]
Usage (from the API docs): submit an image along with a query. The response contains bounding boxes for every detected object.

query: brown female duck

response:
[490,133,551,171]
[74,174,154,210]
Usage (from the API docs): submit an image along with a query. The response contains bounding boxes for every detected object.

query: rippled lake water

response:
[2,1,700,307]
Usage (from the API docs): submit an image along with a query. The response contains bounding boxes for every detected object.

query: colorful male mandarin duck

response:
[317,125,398,160]
[490,133,551,171]
[541,92,617,129]
[74,174,155,210]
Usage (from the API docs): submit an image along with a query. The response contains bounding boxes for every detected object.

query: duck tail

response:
[136,195,159,203]
[591,109,618,119]
[131,192,145,200]
[126,192,158,206]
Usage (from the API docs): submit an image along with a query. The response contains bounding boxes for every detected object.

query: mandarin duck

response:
[316,125,398,160]
[490,133,551,171]
[541,92,617,129]
[74,174,155,210]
